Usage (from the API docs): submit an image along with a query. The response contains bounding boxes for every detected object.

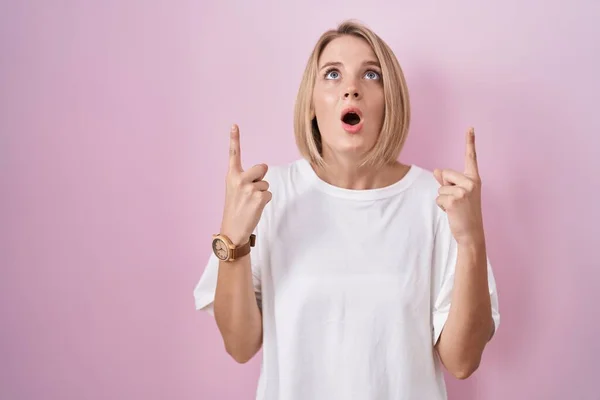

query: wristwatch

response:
[212,233,256,262]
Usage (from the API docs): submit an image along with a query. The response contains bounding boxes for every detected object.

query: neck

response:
[313,155,408,190]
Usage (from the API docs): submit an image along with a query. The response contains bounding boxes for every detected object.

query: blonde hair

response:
[293,20,411,169]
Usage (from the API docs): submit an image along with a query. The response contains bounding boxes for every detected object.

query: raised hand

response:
[220,124,272,245]
[434,127,485,247]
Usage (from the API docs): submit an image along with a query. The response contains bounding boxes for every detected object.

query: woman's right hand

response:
[220,124,272,246]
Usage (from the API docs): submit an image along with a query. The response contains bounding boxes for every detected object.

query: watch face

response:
[212,238,229,261]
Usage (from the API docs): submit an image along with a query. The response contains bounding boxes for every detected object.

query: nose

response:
[343,86,361,100]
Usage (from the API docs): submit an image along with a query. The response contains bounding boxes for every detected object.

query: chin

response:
[343,132,376,150]
[321,127,377,158]
[334,141,374,159]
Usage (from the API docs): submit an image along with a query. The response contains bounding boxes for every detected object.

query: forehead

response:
[318,35,377,66]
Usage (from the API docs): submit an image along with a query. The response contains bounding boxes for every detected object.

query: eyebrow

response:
[318,60,381,70]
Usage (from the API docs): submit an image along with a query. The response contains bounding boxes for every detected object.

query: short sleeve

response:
[431,212,500,345]
[193,240,262,316]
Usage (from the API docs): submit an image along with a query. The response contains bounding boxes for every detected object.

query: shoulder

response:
[403,164,448,225]
[263,158,312,191]
[406,164,443,196]
[264,158,308,179]
[259,158,310,213]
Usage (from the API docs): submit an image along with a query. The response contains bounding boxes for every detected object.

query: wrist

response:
[212,231,255,262]
[457,238,487,266]
[457,230,485,249]
[219,227,249,247]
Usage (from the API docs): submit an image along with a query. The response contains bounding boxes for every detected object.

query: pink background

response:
[2,1,599,399]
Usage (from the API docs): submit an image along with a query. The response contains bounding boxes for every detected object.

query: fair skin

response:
[213,125,269,363]
[433,129,495,379]
[312,35,410,188]
[213,35,494,376]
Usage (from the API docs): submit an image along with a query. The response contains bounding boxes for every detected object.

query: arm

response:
[434,239,494,379]
[214,252,263,364]
[213,124,271,364]
[433,127,496,379]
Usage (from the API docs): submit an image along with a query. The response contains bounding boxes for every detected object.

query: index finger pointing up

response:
[464,127,479,178]
[229,124,242,173]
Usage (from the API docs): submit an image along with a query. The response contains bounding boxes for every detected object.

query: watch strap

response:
[231,234,256,260]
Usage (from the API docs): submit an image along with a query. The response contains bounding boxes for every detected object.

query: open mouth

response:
[341,110,362,126]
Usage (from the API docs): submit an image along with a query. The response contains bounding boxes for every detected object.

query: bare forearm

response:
[436,240,494,378]
[214,255,262,363]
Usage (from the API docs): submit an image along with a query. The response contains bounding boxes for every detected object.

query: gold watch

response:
[212,233,256,262]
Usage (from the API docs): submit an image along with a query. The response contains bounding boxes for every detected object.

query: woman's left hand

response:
[434,128,485,247]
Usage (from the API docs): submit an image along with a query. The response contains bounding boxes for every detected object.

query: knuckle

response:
[436,197,446,210]
[231,174,243,187]
[264,191,273,202]
[243,185,254,196]
[253,191,265,203]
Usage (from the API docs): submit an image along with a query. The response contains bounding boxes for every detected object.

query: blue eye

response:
[365,70,381,80]
[325,69,340,80]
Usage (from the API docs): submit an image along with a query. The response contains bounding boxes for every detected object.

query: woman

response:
[194,20,500,400]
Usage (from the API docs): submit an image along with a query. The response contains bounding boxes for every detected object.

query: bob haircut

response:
[294,20,411,169]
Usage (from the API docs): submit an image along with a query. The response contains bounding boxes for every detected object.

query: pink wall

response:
[2,1,598,399]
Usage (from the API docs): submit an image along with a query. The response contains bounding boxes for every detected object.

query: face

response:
[312,35,385,162]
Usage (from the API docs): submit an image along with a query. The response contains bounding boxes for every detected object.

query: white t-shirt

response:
[194,158,500,400]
